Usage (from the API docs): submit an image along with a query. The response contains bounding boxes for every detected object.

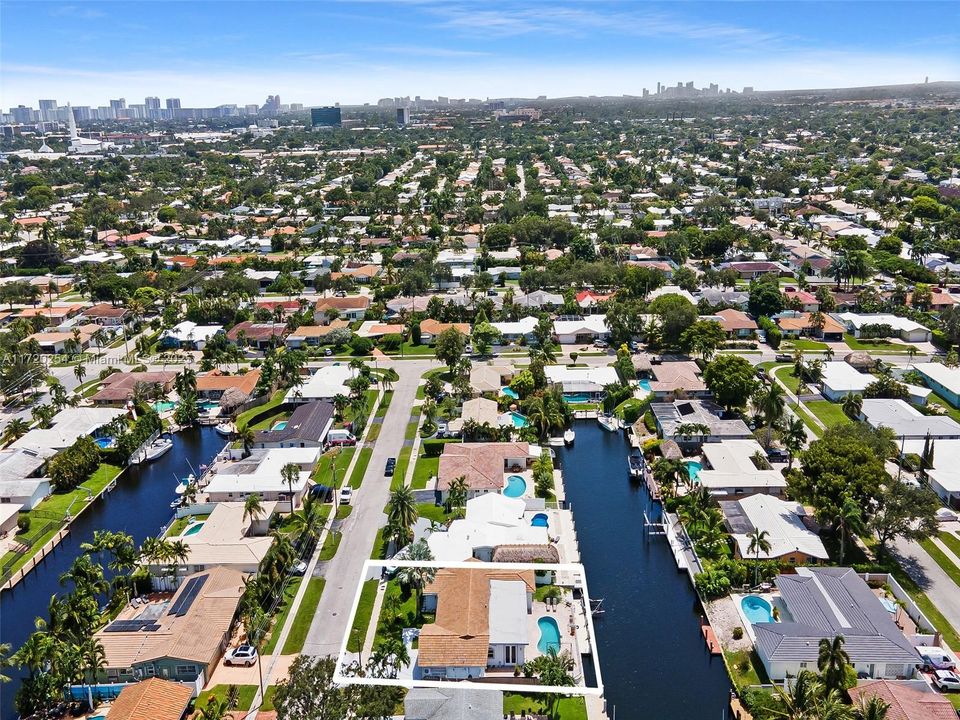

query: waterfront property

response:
[93,566,245,686]
[651,400,753,448]
[647,361,709,400]
[435,442,539,502]
[146,502,277,588]
[0,448,50,511]
[10,407,126,458]
[205,446,317,506]
[752,568,922,683]
[847,679,957,720]
[470,363,516,395]
[698,440,788,497]
[103,677,194,720]
[404,687,503,720]
[719,494,827,563]
[287,364,356,403]
[90,371,178,406]
[253,400,334,449]
[544,364,619,397]
[195,369,260,401]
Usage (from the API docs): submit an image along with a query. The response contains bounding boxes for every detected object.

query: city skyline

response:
[2,0,957,107]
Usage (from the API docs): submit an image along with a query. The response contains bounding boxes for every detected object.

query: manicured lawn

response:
[790,402,823,438]
[347,579,379,652]
[843,333,918,354]
[282,577,326,654]
[336,504,353,520]
[249,410,290,432]
[348,447,373,489]
[404,420,419,440]
[370,526,389,560]
[786,338,829,351]
[919,538,960,588]
[384,341,435,356]
[415,368,448,400]
[1,463,123,578]
[312,447,356,488]
[390,446,413,491]
[236,389,286,429]
[411,455,438,490]
[940,531,960,558]
[756,361,787,372]
[928,391,960,425]
[806,400,852,429]
[318,529,343,561]
[263,577,303,654]
[773,365,802,394]
[502,693,588,720]
[416,502,453,525]
[192,685,258,717]
[724,649,768,689]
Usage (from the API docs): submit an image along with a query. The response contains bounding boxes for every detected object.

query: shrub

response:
[732,626,744,640]
[17,514,30,534]
[380,333,403,351]
[695,568,731,599]
[349,336,373,355]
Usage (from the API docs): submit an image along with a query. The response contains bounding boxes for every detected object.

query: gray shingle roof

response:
[404,688,503,720]
[253,400,334,445]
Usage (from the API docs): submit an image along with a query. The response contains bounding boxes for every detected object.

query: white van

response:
[916,645,956,671]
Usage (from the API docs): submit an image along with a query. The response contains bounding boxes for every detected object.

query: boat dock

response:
[701,623,722,655]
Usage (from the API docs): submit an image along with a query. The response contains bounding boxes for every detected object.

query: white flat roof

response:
[821,362,872,393]
[487,579,529,645]
[544,365,619,392]
[553,315,609,336]
[728,495,828,560]
[205,447,317,494]
[914,363,960,398]
[11,407,126,457]
[289,364,356,401]
[699,440,787,490]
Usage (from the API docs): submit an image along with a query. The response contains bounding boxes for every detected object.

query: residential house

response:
[26,328,93,354]
[651,400,753,447]
[860,399,960,440]
[81,303,131,327]
[253,400,334,449]
[470,364,515,395]
[285,320,350,348]
[11,407,127,458]
[820,361,872,401]
[91,371,178,406]
[775,312,845,341]
[491,317,538,344]
[101,678,194,720]
[783,289,820,313]
[836,313,932,343]
[698,440,788,497]
[753,567,921,683]
[647,361,709,400]
[912,363,960,408]
[314,295,370,322]
[403,688,503,720]
[419,319,470,344]
[435,442,537,502]
[0,448,51,511]
[226,321,288,350]
[159,321,223,351]
[543,365,619,397]
[195,370,260,401]
[722,261,784,280]
[418,567,536,679]
[94,566,245,686]
[901,437,960,508]
[848,679,957,720]
[514,290,563,310]
[288,364,355,403]
[553,315,610,344]
[720,494,827,563]
[205,447,318,507]
[714,308,758,339]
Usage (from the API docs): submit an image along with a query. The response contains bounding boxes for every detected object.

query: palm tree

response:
[653,457,686,498]
[446,476,469,518]
[747,528,771,587]
[1,418,30,446]
[0,642,12,683]
[243,492,265,525]
[166,539,191,587]
[395,540,436,618]
[332,393,349,421]
[755,383,786,448]
[198,696,230,720]
[289,492,325,545]
[281,462,300,514]
[853,694,890,720]
[774,670,824,720]
[782,416,806,471]
[835,495,863,565]
[818,635,851,693]
[842,393,863,420]
[239,423,256,458]
[73,362,86,386]
[387,486,419,546]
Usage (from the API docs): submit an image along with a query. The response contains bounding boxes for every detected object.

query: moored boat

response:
[145,437,173,461]
[215,422,234,437]
[563,429,575,445]
[628,449,644,478]
[597,414,619,432]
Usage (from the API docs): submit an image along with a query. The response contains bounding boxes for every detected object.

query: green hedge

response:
[421,439,462,457]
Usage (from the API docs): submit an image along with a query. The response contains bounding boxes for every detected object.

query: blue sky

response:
[2,1,958,107]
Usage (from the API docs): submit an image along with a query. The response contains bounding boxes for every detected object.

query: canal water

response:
[558,421,730,720]
[0,427,224,720]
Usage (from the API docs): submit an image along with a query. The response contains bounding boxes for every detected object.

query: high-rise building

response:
[110,98,126,111]
[11,105,35,123]
[311,106,341,127]
[165,98,181,110]
[245,104,259,115]
[38,99,57,122]
[72,106,92,121]
[262,95,281,114]
[145,97,161,109]
[396,107,410,126]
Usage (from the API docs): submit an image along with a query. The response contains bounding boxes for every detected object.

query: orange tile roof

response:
[107,678,193,720]
[196,369,260,395]
[420,319,470,336]
[848,680,956,720]
[437,442,529,491]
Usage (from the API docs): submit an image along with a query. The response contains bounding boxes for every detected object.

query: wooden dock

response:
[701,624,722,655]
[1,527,70,591]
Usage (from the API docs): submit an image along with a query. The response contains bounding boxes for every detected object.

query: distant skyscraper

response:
[311,106,341,127]
[165,98,181,110]
[38,99,57,121]
[145,96,161,109]
[262,95,281,114]
[11,105,34,123]
[110,98,126,110]
[396,107,410,126]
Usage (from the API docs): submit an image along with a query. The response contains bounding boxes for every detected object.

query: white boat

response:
[215,422,234,437]
[563,429,575,446]
[175,474,195,495]
[145,437,173,462]
[597,414,620,432]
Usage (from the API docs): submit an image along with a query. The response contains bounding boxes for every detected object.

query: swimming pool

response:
[531,513,549,528]
[508,411,528,428]
[564,393,593,403]
[686,460,702,482]
[152,401,176,413]
[199,400,220,412]
[503,474,527,498]
[272,420,289,431]
[537,616,561,654]
[639,378,652,392]
[183,522,205,536]
[741,595,774,624]
[95,437,115,449]
[501,386,519,399]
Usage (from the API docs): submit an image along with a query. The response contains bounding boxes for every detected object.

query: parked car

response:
[465,344,474,354]
[766,448,789,463]
[918,646,957,671]
[339,486,353,505]
[324,348,333,356]
[756,368,768,380]
[310,484,333,502]
[384,457,397,476]
[487,288,498,296]
[225,645,258,667]
[775,353,793,362]
[628,340,640,352]
[593,339,609,348]
[933,670,960,692]
[290,560,308,576]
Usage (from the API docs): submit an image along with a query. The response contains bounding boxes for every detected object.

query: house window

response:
[799,662,808,669]
[505,645,517,665]
[488,647,494,659]
[145,666,156,676]
[175,664,196,677]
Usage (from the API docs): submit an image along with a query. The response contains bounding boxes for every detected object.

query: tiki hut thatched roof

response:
[490,544,560,563]
[844,351,876,370]
[219,386,250,412]
[659,439,683,460]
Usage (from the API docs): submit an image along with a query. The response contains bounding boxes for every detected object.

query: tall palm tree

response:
[835,495,863,565]
[853,694,890,720]
[243,492,265,525]
[1,418,30,447]
[395,540,436,618]
[281,462,300,514]
[446,476,469,518]
[782,416,806,471]
[653,457,686,498]
[747,528,771,587]
[387,486,419,546]
[289,492,325,545]
[842,393,863,420]
[166,539,191,587]
[818,635,851,692]
[755,383,786,448]
[73,362,86,386]
[774,670,823,720]
[239,423,256,458]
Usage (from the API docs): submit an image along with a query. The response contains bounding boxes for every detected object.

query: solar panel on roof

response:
[167,574,209,617]
[104,619,148,632]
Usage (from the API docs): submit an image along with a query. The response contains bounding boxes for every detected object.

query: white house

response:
[160,321,224,351]
[491,316,538,344]
[820,361,872,401]
[553,315,610,344]
[544,364,619,396]
[288,364,356,403]
[719,494,827,563]
[698,440,788,497]
[835,313,932,343]
[205,447,318,507]
[860,399,960,440]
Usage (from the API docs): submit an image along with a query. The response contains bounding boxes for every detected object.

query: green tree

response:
[818,635,852,693]
[702,355,758,411]
[386,486,419,546]
[680,319,726,361]
[281,462,300,514]
[649,293,698,348]
[434,327,466,373]
[869,481,941,560]
[747,528,771,586]
[244,492,265,524]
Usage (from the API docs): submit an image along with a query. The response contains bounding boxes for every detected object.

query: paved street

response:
[891,537,960,635]
[301,357,438,657]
